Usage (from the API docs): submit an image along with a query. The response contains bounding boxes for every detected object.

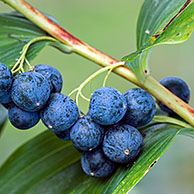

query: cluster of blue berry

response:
[78,87,156,177]
[0,61,157,178]
[0,62,79,132]
[0,61,190,178]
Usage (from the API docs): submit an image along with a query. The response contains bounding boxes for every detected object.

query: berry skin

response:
[123,88,156,127]
[40,93,79,132]
[55,129,71,141]
[11,72,50,112]
[158,77,190,114]
[0,62,12,94]
[89,87,127,125]
[0,63,13,104]
[70,115,104,151]
[103,123,143,164]
[8,103,40,130]
[35,64,63,93]
[0,89,12,104]
[81,149,117,178]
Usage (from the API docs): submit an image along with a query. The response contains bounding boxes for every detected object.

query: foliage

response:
[123,0,194,82]
[0,0,194,193]
[0,122,192,194]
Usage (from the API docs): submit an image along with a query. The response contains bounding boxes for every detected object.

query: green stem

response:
[49,42,73,54]
[103,68,113,87]
[69,62,124,106]
[11,36,58,73]
[1,0,138,84]
[144,76,194,126]
[2,0,194,126]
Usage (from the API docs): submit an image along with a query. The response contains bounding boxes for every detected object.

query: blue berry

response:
[0,62,12,93]
[35,64,63,93]
[0,89,12,104]
[81,149,117,178]
[0,63,13,104]
[89,87,127,125]
[70,115,104,151]
[40,93,79,132]
[8,103,40,130]
[55,129,71,141]
[11,72,50,112]
[123,88,156,127]
[103,123,143,164]
[158,77,190,114]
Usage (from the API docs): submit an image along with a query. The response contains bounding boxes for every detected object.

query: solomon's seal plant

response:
[0,0,194,193]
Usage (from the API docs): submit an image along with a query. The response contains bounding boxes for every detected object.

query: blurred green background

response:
[0,0,194,193]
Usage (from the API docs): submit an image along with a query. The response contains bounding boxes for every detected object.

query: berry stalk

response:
[1,0,194,126]
[68,62,124,107]
[11,36,58,74]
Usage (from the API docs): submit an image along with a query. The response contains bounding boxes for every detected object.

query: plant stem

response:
[144,76,194,126]
[1,0,139,85]
[1,0,194,126]
[69,62,124,106]
[11,36,58,73]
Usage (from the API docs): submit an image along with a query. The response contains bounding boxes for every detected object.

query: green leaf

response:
[136,0,189,49]
[0,13,73,69]
[153,115,194,139]
[153,115,192,129]
[0,123,184,194]
[179,128,194,138]
[0,104,7,135]
[111,124,180,193]
[0,13,49,69]
[154,2,194,45]
[0,131,81,194]
[123,0,194,82]
[125,50,150,83]
[124,1,194,62]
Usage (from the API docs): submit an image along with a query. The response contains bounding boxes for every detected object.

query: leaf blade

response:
[0,131,81,194]
[0,13,48,69]
[154,2,194,45]
[112,125,179,193]
[123,0,194,83]
[0,123,183,194]
[179,128,194,138]
[137,0,189,49]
